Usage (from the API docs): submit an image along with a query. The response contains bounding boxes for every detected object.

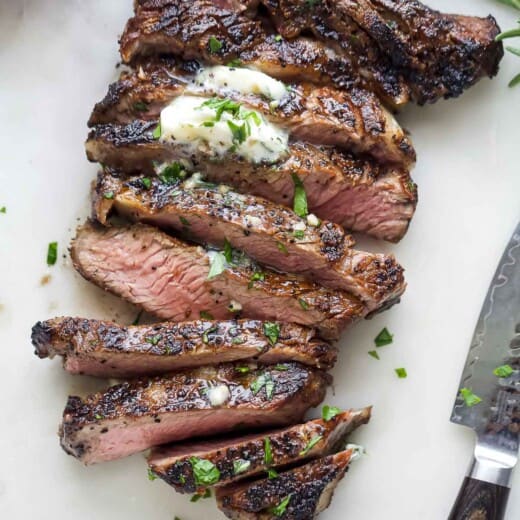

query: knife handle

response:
[448,476,510,520]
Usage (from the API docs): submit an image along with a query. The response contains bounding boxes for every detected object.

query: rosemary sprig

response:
[496,15,520,87]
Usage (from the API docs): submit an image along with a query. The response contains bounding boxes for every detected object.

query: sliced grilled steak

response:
[257,0,503,104]
[216,450,353,519]
[94,172,405,310]
[60,362,330,464]
[31,317,337,376]
[86,124,417,242]
[71,222,367,340]
[148,407,370,493]
[88,60,415,166]
[120,0,410,106]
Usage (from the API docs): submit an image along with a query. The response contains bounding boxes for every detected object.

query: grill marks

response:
[71,222,368,340]
[59,362,330,464]
[94,171,405,309]
[86,125,417,242]
[31,317,337,376]
[216,450,354,519]
[120,0,503,105]
[148,408,371,494]
[87,60,416,167]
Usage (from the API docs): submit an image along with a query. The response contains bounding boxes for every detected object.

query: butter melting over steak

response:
[31,316,337,376]
[94,172,405,310]
[216,450,353,519]
[120,0,409,106]
[148,408,370,493]
[86,124,417,243]
[88,59,415,167]
[60,362,330,464]
[70,222,368,340]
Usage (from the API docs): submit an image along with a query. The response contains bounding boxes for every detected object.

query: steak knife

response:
[448,222,520,520]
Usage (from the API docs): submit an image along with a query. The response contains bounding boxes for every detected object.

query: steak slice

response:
[86,124,417,242]
[120,0,410,106]
[71,222,368,340]
[31,317,337,377]
[60,362,330,464]
[257,0,503,105]
[88,60,415,167]
[148,407,371,493]
[216,450,353,519]
[94,171,406,310]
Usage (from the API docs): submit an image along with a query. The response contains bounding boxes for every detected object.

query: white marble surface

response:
[0,1,519,519]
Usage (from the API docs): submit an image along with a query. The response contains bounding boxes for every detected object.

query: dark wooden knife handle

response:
[448,476,510,520]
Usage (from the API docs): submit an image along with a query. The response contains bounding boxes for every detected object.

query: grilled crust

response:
[216,450,352,519]
[120,0,409,106]
[94,171,406,309]
[31,317,338,374]
[85,124,417,242]
[70,221,368,340]
[88,60,415,166]
[59,362,331,463]
[148,408,371,493]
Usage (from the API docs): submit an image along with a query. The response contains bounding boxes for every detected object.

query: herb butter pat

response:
[160,95,289,163]
[207,384,231,407]
[195,66,289,102]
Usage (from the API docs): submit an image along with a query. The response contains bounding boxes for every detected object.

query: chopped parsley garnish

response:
[293,230,305,239]
[190,489,211,502]
[299,435,322,456]
[200,97,241,120]
[147,468,158,481]
[133,101,149,112]
[265,379,275,400]
[159,162,186,184]
[267,468,279,479]
[263,322,280,345]
[227,58,243,67]
[190,457,221,486]
[132,310,143,326]
[103,191,114,200]
[141,177,152,189]
[276,242,288,254]
[233,459,251,475]
[374,327,393,347]
[274,34,283,42]
[264,437,273,465]
[240,110,262,126]
[46,242,58,266]
[231,336,246,344]
[94,414,103,420]
[248,271,265,289]
[251,373,273,398]
[199,310,214,320]
[152,123,161,139]
[395,367,407,379]
[274,364,288,371]
[202,325,218,344]
[179,216,190,227]
[235,366,250,374]
[322,405,341,421]
[201,121,215,127]
[268,495,291,517]
[227,120,250,144]
[298,298,309,310]
[145,334,162,346]
[494,364,514,378]
[460,388,482,407]
[368,350,380,360]
[223,238,233,263]
[0,206,6,213]
[208,36,223,53]
[207,252,226,279]
[291,173,308,217]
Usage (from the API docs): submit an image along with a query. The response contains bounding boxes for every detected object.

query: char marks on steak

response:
[86,124,417,242]
[31,317,337,376]
[59,362,330,464]
[216,450,353,519]
[71,221,368,340]
[88,59,415,167]
[94,171,405,310]
[120,0,409,106]
[148,408,371,493]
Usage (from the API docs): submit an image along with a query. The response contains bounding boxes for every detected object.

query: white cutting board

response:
[0,1,519,519]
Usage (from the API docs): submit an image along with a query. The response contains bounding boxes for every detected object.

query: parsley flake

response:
[145,334,162,346]
[268,495,291,517]
[47,242,58,266]
[298,298,309,310]
[263,322,280,345]
[460,388,482,407]
[264,437,273,465]
[190,457,220,486]
[152,123,161,139]
[0,206,6,214]
[291,173,308,218]
[368,350,380,360]
[208,36,223,53]
[223,238,233,263]
[322,405,341,421]
[103,191,114,200]
[233,459,251,475]
[147,468,158,481]
[207,252,226,279]
[267,468,279,479]
[276,242,288,254]
[374,327,393,347]
[248,271,265,289]
[141,177,152,189]
[299,435,322,456]
[199,310,214,320]
[159,162,186,184]
[494,364,514,378]
[395,367,407,379]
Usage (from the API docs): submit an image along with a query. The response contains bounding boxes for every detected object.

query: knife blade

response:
[448,222,520,520]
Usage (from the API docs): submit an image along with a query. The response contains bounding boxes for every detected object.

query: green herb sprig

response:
[496,10,520,87]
